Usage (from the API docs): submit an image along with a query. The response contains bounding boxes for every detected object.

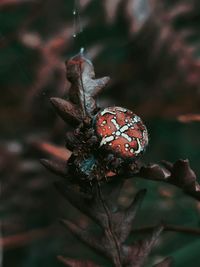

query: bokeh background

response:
[0,0,200,266]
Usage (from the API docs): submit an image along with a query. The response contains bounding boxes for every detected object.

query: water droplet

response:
[73,34,77,38]
[80,47,84,54]
[73,10,76,15]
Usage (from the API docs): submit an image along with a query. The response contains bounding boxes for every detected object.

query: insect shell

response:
[94,106,148,160]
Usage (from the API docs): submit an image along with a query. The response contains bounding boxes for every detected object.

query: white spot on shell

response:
[111,119,120,130]
[120,125,129,132]
[116,107,127,113]
[134,138,142,154]
[121,133,132,142]
[100,135,114,146]
[101,108,116,116]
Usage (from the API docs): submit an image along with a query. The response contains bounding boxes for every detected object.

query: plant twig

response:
[132,223,200,235]
[97,183,122,267]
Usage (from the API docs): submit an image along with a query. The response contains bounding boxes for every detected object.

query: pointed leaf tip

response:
[60,219,105,255]
[91,76,110,96]
[126,188,147,215]
[40,158,68,177]
[128,225,163,266]
[50,97,81,125]
[114,188,147,243]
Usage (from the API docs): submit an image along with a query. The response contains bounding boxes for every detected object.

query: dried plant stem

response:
[47,53,171,266]
[97,184,122,267]
[78,61,87,117]
[132,224,200,235]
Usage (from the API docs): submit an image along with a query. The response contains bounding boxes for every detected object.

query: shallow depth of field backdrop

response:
[0,0,200,267]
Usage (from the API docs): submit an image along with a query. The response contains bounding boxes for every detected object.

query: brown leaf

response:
[126,225,164,267]
[60,219,106,256]
[113,189,146,242]
[54,181,98,221]
[96,178,123,211]
[66,52,110,116]
[139,164,170,181]
[137,160,200,201]
[169,159,197,188]
[50,97,82,125]
[65,131,80,151]
[40,158,68,177]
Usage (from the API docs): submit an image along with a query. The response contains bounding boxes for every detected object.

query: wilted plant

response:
[41,50,200,267]
[1,1,200,266]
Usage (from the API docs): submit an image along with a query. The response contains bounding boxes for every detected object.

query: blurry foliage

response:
[0,0,200,266]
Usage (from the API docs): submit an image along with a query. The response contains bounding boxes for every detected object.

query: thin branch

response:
[132,224,200,235]
[177,114,200,123]
[97,184,122,267]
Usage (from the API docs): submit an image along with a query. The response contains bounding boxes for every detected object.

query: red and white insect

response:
[95,106,148,159]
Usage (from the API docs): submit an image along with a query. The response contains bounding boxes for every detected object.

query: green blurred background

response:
[0,0,200,266]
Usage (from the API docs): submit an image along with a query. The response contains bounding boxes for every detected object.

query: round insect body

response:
[94,106,148,159]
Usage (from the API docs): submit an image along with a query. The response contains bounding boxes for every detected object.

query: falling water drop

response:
[72,0,86,49]
[80,47,85,54]
[73,0,78,38]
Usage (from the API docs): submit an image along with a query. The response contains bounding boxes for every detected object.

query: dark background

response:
[0,0,200,266]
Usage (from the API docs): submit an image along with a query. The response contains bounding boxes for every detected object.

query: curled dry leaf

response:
[56,179,162,267]
[66,51,110,117]
[136,159,200,201]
